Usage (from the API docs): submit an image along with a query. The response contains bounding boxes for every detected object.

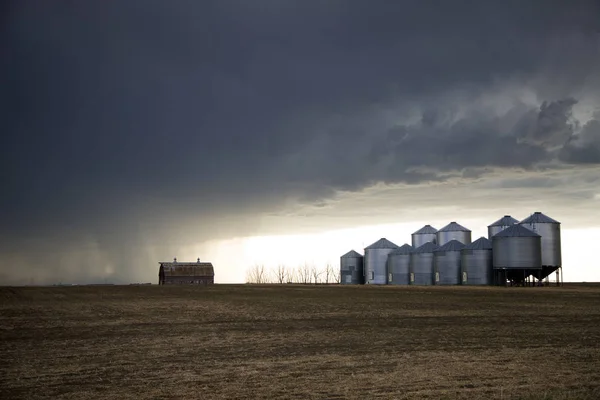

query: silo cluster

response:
[339,211,562,286]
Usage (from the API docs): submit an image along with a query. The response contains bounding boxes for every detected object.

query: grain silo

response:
[411,225,438,248]
[518,212,561,268]
[340,250,364,285]
[409,241,438,285]
[461,237,493,285]
[364,238,399,284]
[492,224,542,285]
[433,240,464,285]
[386,244,413,285]
[436,222,472,246]
[487,215,519,239]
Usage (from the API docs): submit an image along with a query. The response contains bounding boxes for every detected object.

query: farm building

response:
[158,258,215,285]
[339,211,563,287]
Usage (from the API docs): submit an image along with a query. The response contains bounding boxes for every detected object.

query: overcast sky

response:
[2,1,599,284]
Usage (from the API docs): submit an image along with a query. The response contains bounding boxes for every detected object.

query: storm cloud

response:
[1,0,599,283]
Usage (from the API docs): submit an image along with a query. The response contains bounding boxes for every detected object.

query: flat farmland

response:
[2,284,600,399]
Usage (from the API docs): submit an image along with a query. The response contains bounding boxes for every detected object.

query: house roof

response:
[159,262,215,277]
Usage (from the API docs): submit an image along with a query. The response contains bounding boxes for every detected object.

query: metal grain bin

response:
[461,237,493,285]
[340,250,364,285]
[437,222,472,246]
[387,244,413,285]
[364,238,399,284]
[411,225,438,248]
[519,212,561,267]
[488,215,519,239]
[433,240,464,285]
[492,225,542,269]
[409,241,438,285]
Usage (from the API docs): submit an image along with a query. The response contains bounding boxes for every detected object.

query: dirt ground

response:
[1,284,600,399]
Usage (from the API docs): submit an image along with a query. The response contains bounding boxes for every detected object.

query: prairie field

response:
[1,284,600,399]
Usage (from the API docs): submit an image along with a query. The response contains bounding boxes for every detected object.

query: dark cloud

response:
[560,116,600,163]
[528,98,579,147]
[1,0,600,283]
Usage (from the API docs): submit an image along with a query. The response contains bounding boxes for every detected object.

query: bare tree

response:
[325,263,335,284]
[333,265,341,284]
[287,267,297,284]
[246,264,269,284]
[297,263,311,284]
[275,264,287,284]
[311,264,323,285]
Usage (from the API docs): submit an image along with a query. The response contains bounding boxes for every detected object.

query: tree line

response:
[245,263,340,284]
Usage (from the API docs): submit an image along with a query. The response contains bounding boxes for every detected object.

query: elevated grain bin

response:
[409,241,438,285]
[488,215,519,239]
[492,225,542,269]
[411,225,438,248]
[387,244,413,285]
[340,250,364,285]
[461,237,493,285]
[519,212,561,267]
[436,222,472,246]
[433,240,464,285]
[364,238,399,284]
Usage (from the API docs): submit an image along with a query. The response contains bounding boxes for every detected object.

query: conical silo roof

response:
[389,244,413,255]
[519,211,560,224]
[412,225,438,234]
[341,250,363,258]
[413,241,438,253]
[488,215,519,227]
[434,239,465,252]
[464,237,492,250]
[439,222,471,232]
[494,224,541,237]
[365,238,399,250]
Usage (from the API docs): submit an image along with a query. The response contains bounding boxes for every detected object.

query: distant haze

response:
[1,1,599,284]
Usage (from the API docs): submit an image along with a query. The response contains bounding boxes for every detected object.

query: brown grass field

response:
[1,284,600,399]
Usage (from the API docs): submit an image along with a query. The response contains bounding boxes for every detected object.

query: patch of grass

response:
[1,284,600,399]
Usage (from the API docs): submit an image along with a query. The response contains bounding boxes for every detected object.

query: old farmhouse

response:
[158,258,215,285]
